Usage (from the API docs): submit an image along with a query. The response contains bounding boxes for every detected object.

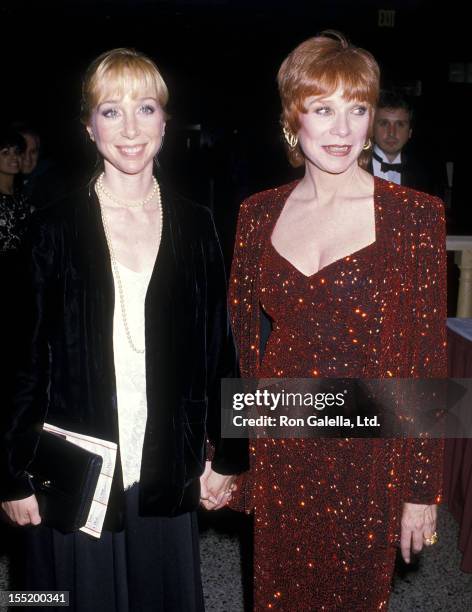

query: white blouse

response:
[112,261,153,489]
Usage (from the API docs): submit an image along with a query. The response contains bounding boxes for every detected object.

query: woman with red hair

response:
[229,31,445,610]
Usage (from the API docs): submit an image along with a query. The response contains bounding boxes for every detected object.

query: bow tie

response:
[372,151,404,173]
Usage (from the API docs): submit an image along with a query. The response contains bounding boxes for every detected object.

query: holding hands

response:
[2,462,239,523]
[199,461,237,510]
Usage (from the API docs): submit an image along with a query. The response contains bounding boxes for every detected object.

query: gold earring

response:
[283,126,298,149]
[362,138,372,151]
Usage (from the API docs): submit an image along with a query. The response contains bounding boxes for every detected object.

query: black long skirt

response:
[12,485,205,612]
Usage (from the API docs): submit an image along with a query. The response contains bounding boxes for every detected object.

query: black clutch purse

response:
[27,430,103,533]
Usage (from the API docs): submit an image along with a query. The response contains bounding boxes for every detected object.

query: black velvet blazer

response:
[0,182,248,530]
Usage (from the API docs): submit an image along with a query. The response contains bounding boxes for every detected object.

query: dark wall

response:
[1,0,470,239]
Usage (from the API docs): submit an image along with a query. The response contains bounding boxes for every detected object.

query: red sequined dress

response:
[229,178,446,611]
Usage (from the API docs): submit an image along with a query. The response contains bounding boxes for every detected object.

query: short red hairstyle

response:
[277,31,380,167]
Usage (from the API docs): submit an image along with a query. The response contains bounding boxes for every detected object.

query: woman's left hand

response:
[400,502,437,563]
[200,461,237,510]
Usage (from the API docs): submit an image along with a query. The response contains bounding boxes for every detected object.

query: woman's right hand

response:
[1,495,41,526]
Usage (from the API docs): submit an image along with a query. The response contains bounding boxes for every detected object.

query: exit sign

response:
[378,9,396,27]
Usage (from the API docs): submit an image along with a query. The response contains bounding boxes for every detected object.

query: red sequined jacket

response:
[228,177,446,526]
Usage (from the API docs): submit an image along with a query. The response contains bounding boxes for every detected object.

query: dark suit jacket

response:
[0,182,248,530]
[367,151,444,198]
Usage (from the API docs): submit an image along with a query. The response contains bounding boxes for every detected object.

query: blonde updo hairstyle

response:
[277,31,380,169]
[80,47,169,126]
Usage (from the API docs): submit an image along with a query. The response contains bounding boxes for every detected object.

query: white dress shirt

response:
[372,145,402,185]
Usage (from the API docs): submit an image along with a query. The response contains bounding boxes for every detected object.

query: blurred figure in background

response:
[18,125,40,177]
[0,126,31,490]
[0,126,30,252]
[12,122,66,209]
[370,90,445,197]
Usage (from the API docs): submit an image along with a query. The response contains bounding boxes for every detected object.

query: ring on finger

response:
[423,531,438,546]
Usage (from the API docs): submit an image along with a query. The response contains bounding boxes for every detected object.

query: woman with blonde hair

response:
[1,48,247,611]
[229,32,445,610]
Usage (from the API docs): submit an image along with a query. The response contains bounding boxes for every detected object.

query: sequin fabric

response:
[0,191,31,252]
[229,177,446,611]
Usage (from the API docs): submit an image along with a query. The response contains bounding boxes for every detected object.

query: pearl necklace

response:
[97,172,159,208]
[96,178,163,354]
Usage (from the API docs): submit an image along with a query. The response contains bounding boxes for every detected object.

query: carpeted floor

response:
[1,506,471,611]
[198,505,472,612]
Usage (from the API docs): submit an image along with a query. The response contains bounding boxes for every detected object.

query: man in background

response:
[19,126,40,179]
[370,90,443,197]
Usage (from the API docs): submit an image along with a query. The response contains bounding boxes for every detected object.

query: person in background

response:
[1,48,247,611]
[0,126,30,252]
[12,122,66,209]
[0,127,31,511]
[18,125,40,178]
[370,90,444,197]
[229,32,445,611]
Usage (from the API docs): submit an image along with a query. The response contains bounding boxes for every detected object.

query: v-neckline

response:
[269,178,379,279]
